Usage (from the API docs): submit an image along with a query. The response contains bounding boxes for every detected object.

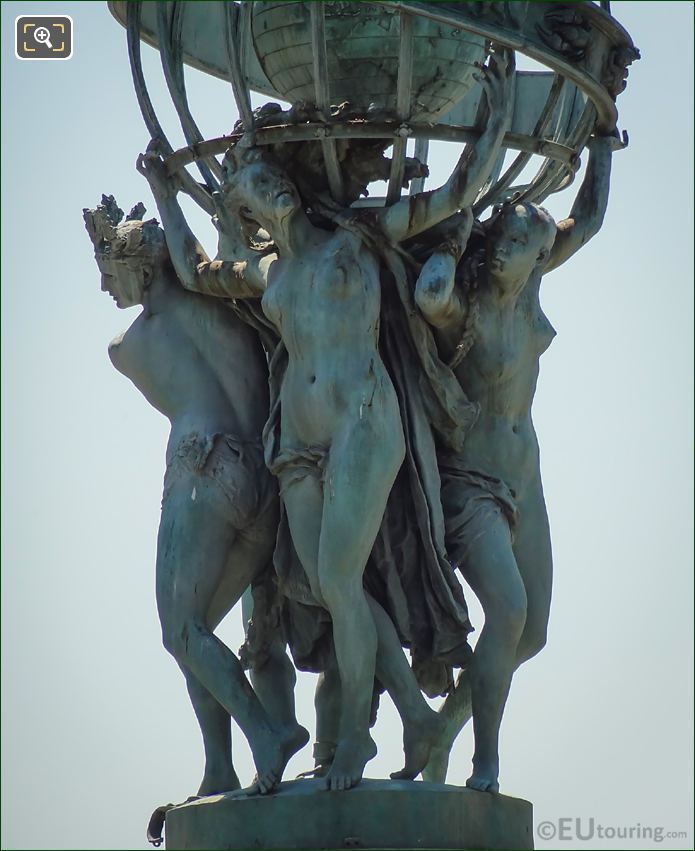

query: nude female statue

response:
[414,132,621,791]
[138,48,513,790]
[84,197,308,796]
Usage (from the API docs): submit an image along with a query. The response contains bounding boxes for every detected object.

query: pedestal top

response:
[164,778,534,850]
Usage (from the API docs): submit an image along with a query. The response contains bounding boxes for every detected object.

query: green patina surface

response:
[86,3,637,847]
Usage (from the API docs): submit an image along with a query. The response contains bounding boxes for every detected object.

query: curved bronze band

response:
[382,0,620,133]
[163,122,579,179]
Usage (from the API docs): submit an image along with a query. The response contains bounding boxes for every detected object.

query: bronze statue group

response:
[85,47,618,801]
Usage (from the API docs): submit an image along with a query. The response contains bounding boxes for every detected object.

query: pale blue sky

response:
[1,3,693,850]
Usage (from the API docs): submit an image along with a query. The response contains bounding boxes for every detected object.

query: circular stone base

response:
[164,778,534,850]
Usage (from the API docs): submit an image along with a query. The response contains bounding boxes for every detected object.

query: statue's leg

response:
[421,671,472,783]
[180,667,240,796]
[364,595,445,780]
[311,597,446,781]
[316,418,405,791]
[424,492,552,785]
[278,474,340,778]
[280,473,325,606]
[182,542,278,797]
[510,489,553,666]
[156,482,295,795]
[282,472,372,788]
[310,652,340,776]
[238,581,310,765]
[192,498,309,793]
[155,485,242,796]
[455,512,527,792]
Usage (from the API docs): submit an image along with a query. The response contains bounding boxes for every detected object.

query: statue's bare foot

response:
[323,734,377,791]
[197,765,241,797]
[249,723,310,795]
[390,708,446,781]
[466,761,500,793]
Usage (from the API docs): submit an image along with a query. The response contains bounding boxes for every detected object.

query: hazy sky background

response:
[2,2,693,849]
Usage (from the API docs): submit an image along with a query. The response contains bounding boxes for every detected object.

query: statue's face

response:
[228,160,299,233]
[98,254,146,309]
[487,206,553,283]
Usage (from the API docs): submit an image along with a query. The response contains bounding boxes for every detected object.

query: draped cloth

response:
[242,210,479,698]
[350,211,479,697]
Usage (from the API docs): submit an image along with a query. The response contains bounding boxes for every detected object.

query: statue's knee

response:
[161,625,178,658]
[488,590,527,642]
[505,596,528,641]
[317,570,358,610]
[161,616,191,661]
[317,571,342,608]
[516,622,547,664]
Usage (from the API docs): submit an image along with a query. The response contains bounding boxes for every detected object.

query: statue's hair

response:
[83,195,167,262]
[221,137,272,178]
[486,200,556,245]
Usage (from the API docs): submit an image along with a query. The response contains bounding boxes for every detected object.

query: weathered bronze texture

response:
[91,2,638,847]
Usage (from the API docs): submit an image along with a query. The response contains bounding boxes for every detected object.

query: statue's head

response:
[485,202,556,283]
[83,195,168,308]
[220,138,300,237]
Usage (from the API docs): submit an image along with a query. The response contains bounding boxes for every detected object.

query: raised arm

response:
[414,210,473,329]
[545,133,623,273]
[136,147,269,299]
[379,48,514,244]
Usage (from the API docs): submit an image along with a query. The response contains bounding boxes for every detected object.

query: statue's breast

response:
[311,240,370,301]
[262,234,379,335]
[533,308,557,356]
[470,294,555,384]
[111,313,149,371]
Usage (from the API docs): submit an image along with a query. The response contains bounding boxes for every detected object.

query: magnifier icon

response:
[34,26,53,49]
